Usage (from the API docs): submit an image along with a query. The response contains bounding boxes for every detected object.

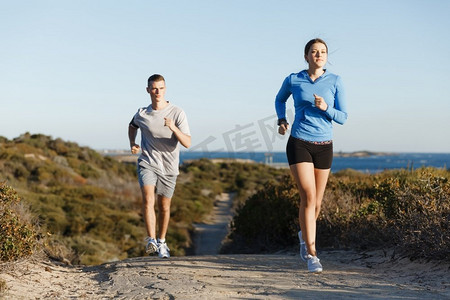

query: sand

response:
[193,192,234,255]
[1,250,449,299]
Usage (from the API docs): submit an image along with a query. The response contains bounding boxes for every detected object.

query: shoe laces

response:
[159,242,170,252]
[145,237,155,243]
[307,254,320,262]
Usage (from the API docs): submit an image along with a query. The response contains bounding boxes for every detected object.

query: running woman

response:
[275,38,348,272]
[128,74,191,258]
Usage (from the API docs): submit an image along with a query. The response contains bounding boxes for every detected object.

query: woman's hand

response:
[314,94,328,111]
[278,123,289,135]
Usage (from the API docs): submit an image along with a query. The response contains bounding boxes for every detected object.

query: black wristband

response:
[277,118,288,126]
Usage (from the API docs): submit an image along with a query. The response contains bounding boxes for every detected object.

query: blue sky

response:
[1,0,450,153]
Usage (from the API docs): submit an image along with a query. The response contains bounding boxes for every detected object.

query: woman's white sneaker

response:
[307,254,323,273]
[298,231,308,262]
[145,237,158,254]
[158,242,170,258]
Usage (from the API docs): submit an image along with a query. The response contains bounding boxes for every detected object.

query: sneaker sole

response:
[158,250,170,258]
[146,243,158,254]
[309,268,323,273]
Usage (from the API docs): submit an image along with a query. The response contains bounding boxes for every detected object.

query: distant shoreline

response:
[101,150,395,165]
[333,151,394,157]
[101,151,449,173]
[100,150,395,158]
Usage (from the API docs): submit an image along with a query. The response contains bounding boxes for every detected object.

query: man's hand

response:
[164,118,176,131]
[164,117,191,148]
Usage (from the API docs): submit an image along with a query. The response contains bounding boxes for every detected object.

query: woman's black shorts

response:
[286,136,333,169]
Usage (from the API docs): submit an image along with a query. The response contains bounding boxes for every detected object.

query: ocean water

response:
[180,151,450,174]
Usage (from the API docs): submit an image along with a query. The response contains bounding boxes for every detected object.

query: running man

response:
[128,74,191,258]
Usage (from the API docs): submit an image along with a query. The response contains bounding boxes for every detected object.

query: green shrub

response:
[318,168,450,260]
[0,183,38,262]
[374,170,449,260]
[42,209,70,234]
[227,167,450,261]
[0,135,8,143]
[68,235,125,265]
[226,175,298,253]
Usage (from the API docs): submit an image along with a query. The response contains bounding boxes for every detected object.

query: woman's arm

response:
[275,76,292,121]
[325,76,348,125]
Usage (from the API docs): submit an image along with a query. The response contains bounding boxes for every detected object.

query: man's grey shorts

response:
[137,163,178,198]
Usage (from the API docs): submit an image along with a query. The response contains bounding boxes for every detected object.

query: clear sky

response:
[2,0,450,153]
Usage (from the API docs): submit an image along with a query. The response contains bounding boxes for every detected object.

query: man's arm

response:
[164,118,191,148]
[128,125,140,154]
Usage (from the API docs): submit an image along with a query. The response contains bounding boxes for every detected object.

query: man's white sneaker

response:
[307,254,323,273]
[145,237,158,254]
[158,242,170,258]
[298,231,308,262]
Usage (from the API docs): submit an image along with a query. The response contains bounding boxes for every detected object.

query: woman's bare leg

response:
[290,163,317,256]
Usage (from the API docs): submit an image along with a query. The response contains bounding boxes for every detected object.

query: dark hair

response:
[148,74,165,86]
[304,38,328,56]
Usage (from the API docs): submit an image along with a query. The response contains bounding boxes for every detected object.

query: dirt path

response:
[1,251,448,299]
[193,192,234,255]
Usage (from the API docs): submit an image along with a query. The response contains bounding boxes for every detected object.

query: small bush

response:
[227,167,450,261]
[226,175,299,253]
[0,183,38,262]
[44,235,79,265]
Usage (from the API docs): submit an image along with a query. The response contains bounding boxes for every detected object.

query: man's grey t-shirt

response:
[130,103,190,176]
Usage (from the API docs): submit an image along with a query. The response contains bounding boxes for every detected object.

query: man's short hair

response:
[148,74,165,86]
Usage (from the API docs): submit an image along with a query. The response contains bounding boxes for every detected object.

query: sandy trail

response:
[1,251,448,299]
[193,192,234,255]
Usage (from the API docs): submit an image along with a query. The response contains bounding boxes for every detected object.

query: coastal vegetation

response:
[0,133,286,265]
[225,167,450,262]
[1,133,448,271]
[0,183,38,262]
[0,133,143,265]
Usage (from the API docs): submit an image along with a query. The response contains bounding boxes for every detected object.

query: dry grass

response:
[226,167,450,262]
